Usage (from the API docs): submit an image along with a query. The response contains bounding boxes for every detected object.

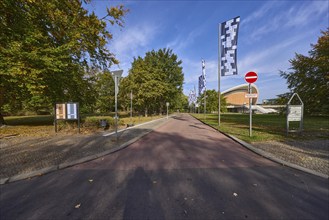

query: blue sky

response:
[86,0,328,102]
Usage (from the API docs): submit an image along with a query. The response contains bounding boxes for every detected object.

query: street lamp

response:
[111,70,123,141]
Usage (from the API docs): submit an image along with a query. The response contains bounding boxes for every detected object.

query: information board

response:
[287,106,302,121]
[54,102,80,133]
[56,104,66,119]
[67,103,78,120]
[286,93,304,134]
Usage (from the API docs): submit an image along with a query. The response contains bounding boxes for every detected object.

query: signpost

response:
[245,94,258,98]
[287,93,303,135]
[245,71,258,84]
[245,71,258,137]
[130,91,133,126]
[166,102,169,119]
[111,70,123,141]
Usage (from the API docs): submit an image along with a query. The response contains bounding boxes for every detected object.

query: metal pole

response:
[77,102,80,134]
[130,90,132,125]
[218,23,221,127]
[167,105,168,119]
[286,104,289,136]
[204,89,206,120]
[249,83,252,137]
[115,76,118,141]
[54,104,57,132]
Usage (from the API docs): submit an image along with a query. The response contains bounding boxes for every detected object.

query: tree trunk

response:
[0,112,6,126]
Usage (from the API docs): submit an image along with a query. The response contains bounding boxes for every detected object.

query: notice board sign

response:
[54,102,80,133]
[287,106,302,121]
[67,103,78,120]
[286,93,303,134]
[56,103,66,119]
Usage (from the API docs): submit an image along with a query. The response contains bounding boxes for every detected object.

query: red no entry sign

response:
[245,71,258,84]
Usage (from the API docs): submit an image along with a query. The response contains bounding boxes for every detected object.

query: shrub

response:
[83,116,124,129]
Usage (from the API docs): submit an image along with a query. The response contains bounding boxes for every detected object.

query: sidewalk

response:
[0,117,170,184]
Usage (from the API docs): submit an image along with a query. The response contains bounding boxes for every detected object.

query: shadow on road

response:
[123,167,165,220]
[0,114,328,220]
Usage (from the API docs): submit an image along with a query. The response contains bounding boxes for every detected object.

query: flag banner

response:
[220,16,240,76]
[202,59,206,89]
[198,75,205,96]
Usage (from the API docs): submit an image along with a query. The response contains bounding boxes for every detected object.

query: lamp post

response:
[111,70,123,141]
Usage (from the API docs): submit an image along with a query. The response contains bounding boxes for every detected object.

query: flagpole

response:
[218,23,221,127]
[202,59,206,120]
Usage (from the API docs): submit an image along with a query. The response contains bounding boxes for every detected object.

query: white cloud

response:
[111,23,158,55]
[238,34,309,75]
[166,28,203,53]
[246,1,328,40]
[109,23,159,76]
[242,1,281,25]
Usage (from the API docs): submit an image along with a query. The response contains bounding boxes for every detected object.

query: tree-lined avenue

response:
[0,114,328,219]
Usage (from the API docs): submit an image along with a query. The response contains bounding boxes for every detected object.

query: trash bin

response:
[99,119,108,130]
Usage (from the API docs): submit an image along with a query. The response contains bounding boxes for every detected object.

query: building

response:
[222,83,258,106]
[222,84,277,114]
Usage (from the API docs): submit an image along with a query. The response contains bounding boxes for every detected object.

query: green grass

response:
[192,113,329,143]
[4,115,54,126]
[1,114,166,137]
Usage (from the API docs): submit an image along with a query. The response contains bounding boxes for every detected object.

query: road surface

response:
[1,114,328,219]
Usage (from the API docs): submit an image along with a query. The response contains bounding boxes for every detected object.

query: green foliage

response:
[83,116,124,128]
[119,48,184,115]
[93,70,115,113]
[280,29,329,115]
[175,94,189,112]
[197,89,227,113]
[0,0,128,117]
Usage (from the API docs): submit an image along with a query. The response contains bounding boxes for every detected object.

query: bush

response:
[83,116,124,129]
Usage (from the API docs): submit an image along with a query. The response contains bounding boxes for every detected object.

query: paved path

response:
[0,117,168,182]
[0,114,328,219]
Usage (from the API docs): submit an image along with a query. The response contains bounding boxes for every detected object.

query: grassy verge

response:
[192,113,329,143]
[1,114,165,137]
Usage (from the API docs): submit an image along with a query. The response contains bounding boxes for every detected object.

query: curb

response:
[0,117,171,185]
[190,114,329,179]
[227,134,329,179]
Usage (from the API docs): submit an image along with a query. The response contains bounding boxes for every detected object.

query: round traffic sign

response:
[245,71,258,84]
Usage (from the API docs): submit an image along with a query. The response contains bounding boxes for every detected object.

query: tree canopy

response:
[280,29,329,115]
[119,48,184,116]
[0,0,128,122]
[197,89,227,113]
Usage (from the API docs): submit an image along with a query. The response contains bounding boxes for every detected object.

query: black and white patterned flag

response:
[198,75,204,96]
[220,16,240,76]
[202,59,206,88]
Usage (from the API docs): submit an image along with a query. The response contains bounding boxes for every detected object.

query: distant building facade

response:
[222,84,279,114]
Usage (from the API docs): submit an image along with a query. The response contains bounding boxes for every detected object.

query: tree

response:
[280,29,329,115]
[0,0,128,124]
[94,70,115,113]
[198,90,227,113]
[120,48,184,116]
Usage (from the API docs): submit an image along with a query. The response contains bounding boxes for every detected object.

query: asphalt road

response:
[1,114,328,220]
